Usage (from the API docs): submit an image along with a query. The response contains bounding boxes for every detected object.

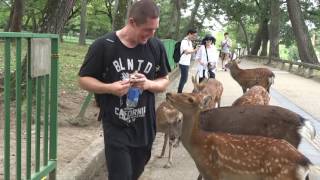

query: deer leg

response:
[221,59,225,70]
[173,137,180,148]
[164,139,173,168]
[197,174,202,180]
[216,98,221,108]
[242,87,247,94]
[159,133,168,158]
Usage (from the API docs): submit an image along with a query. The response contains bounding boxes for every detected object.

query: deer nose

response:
[169,136,176,141]
[166,92,172,98]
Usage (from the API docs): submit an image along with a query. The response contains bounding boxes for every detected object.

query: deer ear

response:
[199,95,212,109]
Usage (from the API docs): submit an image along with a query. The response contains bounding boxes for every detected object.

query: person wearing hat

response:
[195,34,219,83]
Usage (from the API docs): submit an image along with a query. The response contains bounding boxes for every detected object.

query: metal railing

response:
[245,55,320,78]
[1,32,59,180]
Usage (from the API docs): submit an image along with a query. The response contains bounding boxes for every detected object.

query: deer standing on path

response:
[226,60,275,93]
[156,101,182,168]
[166,92,318,180]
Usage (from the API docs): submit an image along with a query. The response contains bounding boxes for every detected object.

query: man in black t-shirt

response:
[78,0,169,180]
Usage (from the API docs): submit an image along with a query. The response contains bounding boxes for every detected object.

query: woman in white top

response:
[195,34,219,83]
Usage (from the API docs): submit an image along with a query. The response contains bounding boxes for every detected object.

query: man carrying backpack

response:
[177,29,199,93]
[78,1,170,180]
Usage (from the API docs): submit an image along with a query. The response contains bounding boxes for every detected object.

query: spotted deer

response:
[232,85,270,106]
[156,101,183,168]
[192,77,223,108]
[166,92,318,180]
[225,60,275,93]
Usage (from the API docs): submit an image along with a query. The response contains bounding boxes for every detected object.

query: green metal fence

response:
[162,39,176,70]
[0,32,59,180]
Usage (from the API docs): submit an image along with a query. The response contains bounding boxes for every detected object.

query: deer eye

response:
[187,97,194,103]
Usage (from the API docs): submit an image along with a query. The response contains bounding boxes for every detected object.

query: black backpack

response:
[173,41,184,63]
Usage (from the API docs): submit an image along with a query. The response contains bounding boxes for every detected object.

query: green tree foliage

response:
[0,0,319,62]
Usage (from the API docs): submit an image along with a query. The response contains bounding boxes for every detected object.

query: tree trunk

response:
[259,19,269,56]
[105,0,114,25]
[79,0,88,45]
[11,0,76,96]
[238,20,250,55]
[286,0,319,64]
[9,0,24,32]
[126,0,134,21]
[250,22,263,55]
[5,0,14,32]
[174,0,182,40]
[112,0,130,31]
[184,0,201,34]
[268,0,280,64]
[32,10,37,32]
[164,0,176,39]
[39,0,76,34]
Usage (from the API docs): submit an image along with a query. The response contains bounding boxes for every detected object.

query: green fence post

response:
[4,37,11,180]
[49,38,59,180]
[26,38,33,180]
[16,37,22,180]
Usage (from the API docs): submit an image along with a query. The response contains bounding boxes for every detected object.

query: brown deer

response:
[156,101,183,168]
[232,85,270,106]
[166,92,318,180]
[192,77,223,108]
[199,85,270,180]
[199,105,315,148]
[225,60,275,93]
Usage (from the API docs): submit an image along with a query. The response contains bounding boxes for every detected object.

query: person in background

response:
[195,34,219,82]
[78,0,170,180]
[220,32,232,71]
[177,29,199,93]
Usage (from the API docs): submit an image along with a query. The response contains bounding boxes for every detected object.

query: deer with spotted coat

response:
[166,92,318,180]
[156,101,183,168]
[232,85,270,106]
[198,85,270,180]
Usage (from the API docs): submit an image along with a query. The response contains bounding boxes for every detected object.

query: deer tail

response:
[268,76,274,85]
[299,119,316,141]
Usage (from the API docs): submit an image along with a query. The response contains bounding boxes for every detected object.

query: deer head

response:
[225,59,237,69]
[191,76,208,93]
[166,93,212,114]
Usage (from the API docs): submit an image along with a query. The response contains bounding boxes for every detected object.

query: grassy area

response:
[59,42,89,92]
[63,35,94,44]
[0,40,89,93]
[279,44,290,60]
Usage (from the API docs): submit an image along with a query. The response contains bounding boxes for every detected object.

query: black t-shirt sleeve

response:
[79,38,105,80]
[156,40,170,78]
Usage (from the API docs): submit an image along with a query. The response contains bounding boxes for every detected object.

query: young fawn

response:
[156,101,182,168]
[192,76,223,108]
